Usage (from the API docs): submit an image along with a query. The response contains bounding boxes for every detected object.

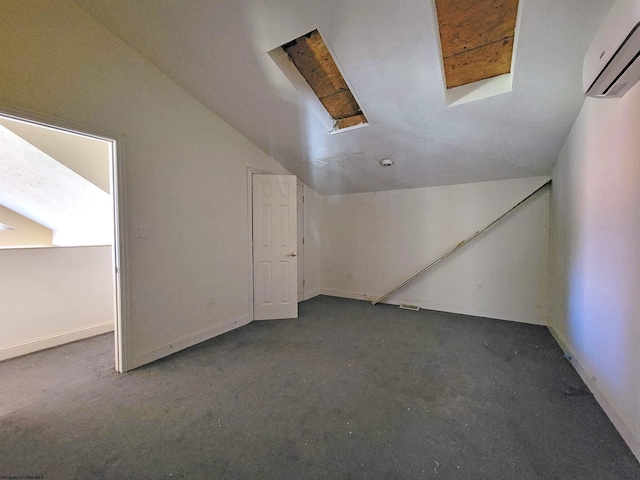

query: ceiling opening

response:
[281,30,367,132]
[435,0,519,90]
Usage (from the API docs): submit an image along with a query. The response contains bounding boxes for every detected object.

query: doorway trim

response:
[296,179,305,302]
[0,105,129,372]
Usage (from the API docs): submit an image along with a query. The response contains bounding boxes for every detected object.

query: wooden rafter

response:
[282,30,367,129]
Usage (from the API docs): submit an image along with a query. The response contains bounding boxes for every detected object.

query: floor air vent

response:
[399,304,420,311]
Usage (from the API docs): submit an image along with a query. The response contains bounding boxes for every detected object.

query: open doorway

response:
[0,113,123,371]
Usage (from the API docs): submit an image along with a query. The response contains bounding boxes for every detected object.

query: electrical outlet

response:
[347,272,353,280]
[208,295,216,308]
[477,282,483,290]
[134,225,149,238]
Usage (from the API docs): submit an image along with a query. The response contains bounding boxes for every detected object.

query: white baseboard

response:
[400,297,545,325]
[320,289,545,325]
[303,289,321,301]
[548,323,640,462]
[128,314,252,371]
[0,321,114,362]
[320,289,376,302]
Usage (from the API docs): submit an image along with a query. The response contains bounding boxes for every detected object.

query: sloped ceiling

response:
[74,0,613,195]
[0,124,112,245]
[0,117,111,193]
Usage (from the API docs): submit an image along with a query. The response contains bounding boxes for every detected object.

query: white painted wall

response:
[0,246,114,361]
[549,84,640,460]
[303,185,322,300]
[0,205,52,247]
[321,177,550,324]
[0,0,290,370]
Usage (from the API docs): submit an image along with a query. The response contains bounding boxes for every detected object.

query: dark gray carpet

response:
[1,295,638,479]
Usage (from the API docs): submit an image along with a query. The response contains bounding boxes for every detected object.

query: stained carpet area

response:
[1,295,638,479]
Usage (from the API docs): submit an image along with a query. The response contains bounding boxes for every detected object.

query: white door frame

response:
[296,180,305,302]
[0,107,129,372]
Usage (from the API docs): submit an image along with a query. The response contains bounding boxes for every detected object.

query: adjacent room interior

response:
[0,116,118,361]
[0,0,638,477]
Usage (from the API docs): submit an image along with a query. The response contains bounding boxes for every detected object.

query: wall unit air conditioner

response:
[584,0,640,98]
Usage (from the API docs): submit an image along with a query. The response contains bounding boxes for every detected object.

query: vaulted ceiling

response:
[74,0,613,195]
[0,120,112,246]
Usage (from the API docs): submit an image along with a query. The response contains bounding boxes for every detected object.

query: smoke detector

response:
[379,158,393,166]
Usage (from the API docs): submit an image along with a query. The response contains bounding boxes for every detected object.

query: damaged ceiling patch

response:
[281,30,367,131]
[435,0,519,89]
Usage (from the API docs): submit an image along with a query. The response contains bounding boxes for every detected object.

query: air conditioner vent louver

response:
[608,81,629,96]
[584,0,640,98]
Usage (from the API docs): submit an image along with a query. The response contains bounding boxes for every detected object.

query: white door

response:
[297,183,304,302]
[253,174,298,320]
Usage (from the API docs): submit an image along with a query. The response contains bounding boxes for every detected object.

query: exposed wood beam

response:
[435,0,519,89]
[444,37,514,88]
[283,30,367,129]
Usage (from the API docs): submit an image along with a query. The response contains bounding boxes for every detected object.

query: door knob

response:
[287,252,297,257]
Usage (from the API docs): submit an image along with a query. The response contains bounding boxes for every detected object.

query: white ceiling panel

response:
[74,0,614,194]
